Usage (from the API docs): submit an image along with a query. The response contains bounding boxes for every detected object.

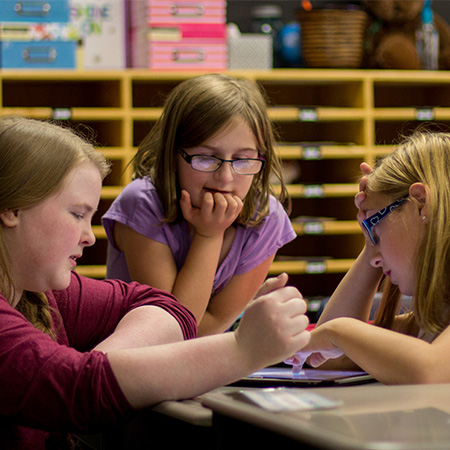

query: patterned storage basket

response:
[297,9,368,68]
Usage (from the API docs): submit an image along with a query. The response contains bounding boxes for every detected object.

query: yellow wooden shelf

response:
[275,144,367,159]
[2,68,446,296]
[269,259,355,275]
[291,220,361,235]
[273,183,359,198]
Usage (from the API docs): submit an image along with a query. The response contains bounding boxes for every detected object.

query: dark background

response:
[227,0,450,33]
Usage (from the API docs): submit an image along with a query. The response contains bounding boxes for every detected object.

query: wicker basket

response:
[297,9,368,68]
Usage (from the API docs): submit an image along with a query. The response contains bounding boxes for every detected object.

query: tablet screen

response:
[230,367,375,387]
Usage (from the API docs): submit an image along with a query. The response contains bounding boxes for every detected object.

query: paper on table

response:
[241,388,342,413]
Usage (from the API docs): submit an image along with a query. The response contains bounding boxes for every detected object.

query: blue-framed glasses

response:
[177,148,265,175]
[362,197,408,245]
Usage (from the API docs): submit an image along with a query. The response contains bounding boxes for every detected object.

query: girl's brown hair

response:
[133,73,290,226]
[0,116,110,338]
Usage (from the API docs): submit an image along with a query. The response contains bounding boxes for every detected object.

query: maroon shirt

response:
[0,272,197,449]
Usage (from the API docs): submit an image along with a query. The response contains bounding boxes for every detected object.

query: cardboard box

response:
[228,33,272,70]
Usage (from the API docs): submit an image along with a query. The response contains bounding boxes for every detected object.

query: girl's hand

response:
[355,162,373,239]
[180,189,243,238]
[284,321,344,369]
[235,274,311,368]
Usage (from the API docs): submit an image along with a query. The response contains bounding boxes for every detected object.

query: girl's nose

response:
[214,161,235,182]
[82,226,96,247]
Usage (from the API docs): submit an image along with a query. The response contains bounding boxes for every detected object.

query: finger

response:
[215,193,243,219]
[211,192,228,211]
[360,162,373,175]
[284,349,310,367]
[255,273,288,297]
[180,190,194,218]
[283,294,308,317]
[359,175,369,191]
[226,195,244,219]
[308,352,329,368]
[354,191,366,209]
[199,191,215,216]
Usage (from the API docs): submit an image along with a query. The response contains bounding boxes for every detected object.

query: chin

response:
[50,275,72,291]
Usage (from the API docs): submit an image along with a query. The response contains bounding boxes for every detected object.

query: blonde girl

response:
[288,130,450,384]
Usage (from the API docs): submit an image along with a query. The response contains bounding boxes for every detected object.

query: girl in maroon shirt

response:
[0,116,310,449]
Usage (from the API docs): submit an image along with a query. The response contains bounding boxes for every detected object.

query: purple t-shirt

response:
[102,177,296,294]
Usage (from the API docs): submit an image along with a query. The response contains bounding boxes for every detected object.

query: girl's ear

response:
[409,183,429,219]
[0,209,19,228]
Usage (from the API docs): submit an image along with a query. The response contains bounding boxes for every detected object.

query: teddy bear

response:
[362,0,450,70]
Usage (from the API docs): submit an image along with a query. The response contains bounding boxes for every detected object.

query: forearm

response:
[172,233,223,322]
[317,247,383,325]
[94,306,184,352]
[108,332,255,408]
[197,308,237,336]
[319,318,438,384]
[196,259,274,336]
[108,274,311,409]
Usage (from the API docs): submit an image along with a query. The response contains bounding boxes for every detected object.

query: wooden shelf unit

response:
[2,68,449,298]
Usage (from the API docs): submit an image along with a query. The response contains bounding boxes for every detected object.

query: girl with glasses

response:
[286,129,450,384]
[0,116,310,449]
[103,74,296,336]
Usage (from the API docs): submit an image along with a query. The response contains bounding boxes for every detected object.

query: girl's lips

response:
[70,255,81,267]
[205,188,232,195]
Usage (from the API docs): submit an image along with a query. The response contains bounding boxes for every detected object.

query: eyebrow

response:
[74,203,98,214]
[198,144,258,154]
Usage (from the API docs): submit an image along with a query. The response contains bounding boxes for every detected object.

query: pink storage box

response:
[129,0,226,28]
[131,22,227,70]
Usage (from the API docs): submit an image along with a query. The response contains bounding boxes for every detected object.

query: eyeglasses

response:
[362,197,408,245]
[177,148,265,175]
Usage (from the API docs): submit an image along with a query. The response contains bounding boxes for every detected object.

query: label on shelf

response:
[52,108,72,120]
[302,146,321,160]
[303,185,324,198]
[305,261,326,274]
[416,108,434,121]
[298,108,317,122]
[303,222,324,234]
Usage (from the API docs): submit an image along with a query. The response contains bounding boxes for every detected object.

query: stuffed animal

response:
[362,0,450,69]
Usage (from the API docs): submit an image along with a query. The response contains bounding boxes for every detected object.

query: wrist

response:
[325,317,359,347]
[193,229,225,241]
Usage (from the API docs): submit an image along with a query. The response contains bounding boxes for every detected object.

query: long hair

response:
[0,116,110,337]
[133,73,290,226]
[367,129,450,335]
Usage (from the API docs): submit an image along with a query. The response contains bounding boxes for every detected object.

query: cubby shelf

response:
[1,68,446,297]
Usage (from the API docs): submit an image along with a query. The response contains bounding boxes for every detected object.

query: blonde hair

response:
[133,73,290,226]
[0,116,110,337]
[367,129,450,335]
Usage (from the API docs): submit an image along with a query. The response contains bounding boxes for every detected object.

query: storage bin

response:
[131,22,227,70]
[297,8,367,68]
[0,0,70,23]
[129,0,226,27]
[68,0,126,68]
[228,33,272,70]
[0,40,76,68]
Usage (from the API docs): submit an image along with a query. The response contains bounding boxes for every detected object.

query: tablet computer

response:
[229,367,376,387]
